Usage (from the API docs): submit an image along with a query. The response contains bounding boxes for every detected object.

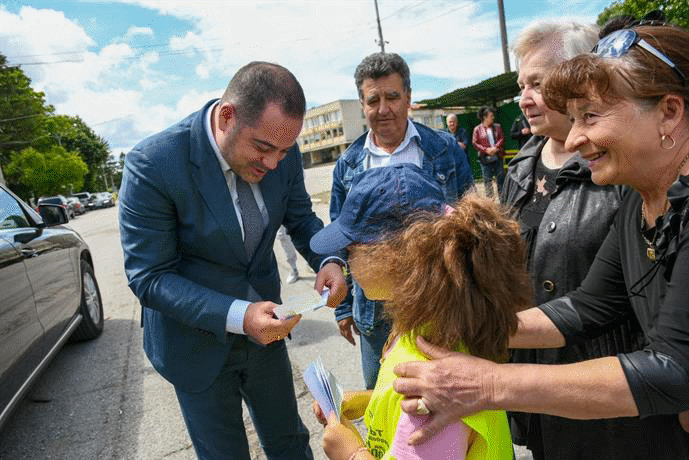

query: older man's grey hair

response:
[354,52,411,99]
[513,21,599,66]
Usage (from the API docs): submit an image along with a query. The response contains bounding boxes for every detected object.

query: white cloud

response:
[125,26,154,39]
[1,0,608,155]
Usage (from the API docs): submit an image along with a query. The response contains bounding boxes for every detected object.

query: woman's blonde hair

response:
[350,193,532,362]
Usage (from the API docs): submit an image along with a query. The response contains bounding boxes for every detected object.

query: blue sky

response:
[1,0,612,154]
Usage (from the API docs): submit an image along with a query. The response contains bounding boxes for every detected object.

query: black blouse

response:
[540,177,689,455]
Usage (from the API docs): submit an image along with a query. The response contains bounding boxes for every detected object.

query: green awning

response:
[417,71,519,108]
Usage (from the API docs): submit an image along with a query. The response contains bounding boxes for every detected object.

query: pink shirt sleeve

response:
[390,411,470,460]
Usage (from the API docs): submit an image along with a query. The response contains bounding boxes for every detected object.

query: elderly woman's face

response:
[565,95,659,187]
[518,47,571,141]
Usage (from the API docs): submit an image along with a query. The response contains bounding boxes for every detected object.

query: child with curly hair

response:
[309,163,532,460]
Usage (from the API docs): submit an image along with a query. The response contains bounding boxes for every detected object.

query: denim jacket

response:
[330,121,473,333]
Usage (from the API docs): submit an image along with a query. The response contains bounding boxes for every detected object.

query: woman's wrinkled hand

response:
[392,336,497,445]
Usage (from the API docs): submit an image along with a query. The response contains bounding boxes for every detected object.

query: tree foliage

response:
[598,0,689,29]
[0,55,53,167]
[0,52,110,193]
[5,146,88,198]
[37,115,110,192]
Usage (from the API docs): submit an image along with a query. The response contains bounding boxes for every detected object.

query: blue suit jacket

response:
[119,99,326,392]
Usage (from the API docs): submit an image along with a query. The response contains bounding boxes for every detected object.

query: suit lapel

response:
[188,101,249,265]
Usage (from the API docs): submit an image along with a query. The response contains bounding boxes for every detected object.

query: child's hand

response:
[323,413,368,460]
[312,401,328,426]
[341,390,373,421]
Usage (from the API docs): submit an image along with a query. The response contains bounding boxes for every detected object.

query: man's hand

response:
[459,142,466,150]
[243,301,300,345]
[392,336,496,445]
[680,410,689,433]
[315,262,347,307]
[521,127,531,135]
[337,317,359,345]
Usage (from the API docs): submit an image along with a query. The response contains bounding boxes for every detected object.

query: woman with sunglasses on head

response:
[392,24,689,459]
[503,20,646,460]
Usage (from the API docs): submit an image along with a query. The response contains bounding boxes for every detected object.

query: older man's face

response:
[360,73,411,152]
[447,117,458,133]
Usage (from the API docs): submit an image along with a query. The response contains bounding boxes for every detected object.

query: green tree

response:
[36,115,110,192]
[0,54,53,167]
[5,146,88,199]
[598,0,689,29]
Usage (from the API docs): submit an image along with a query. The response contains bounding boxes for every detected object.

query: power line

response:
[0,113,44,123]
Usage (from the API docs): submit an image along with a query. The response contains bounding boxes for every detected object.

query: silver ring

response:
[415,397,431,415]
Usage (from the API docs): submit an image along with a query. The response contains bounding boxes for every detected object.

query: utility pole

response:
[374,0,386,53]
[497,0,511,73]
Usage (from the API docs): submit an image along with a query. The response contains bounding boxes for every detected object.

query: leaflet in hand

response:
[273,288,329,320]
[303,357,343,419]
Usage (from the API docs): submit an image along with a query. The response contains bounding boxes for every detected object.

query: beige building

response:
[297,100,367,167]
[408,105,456,131]
[297,100,462,167]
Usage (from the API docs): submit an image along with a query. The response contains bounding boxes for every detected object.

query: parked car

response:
[37,195,74,219]
[91,192,115,209]
[66,196,85,216]
[0,183,104,429]
[71,192,93,212]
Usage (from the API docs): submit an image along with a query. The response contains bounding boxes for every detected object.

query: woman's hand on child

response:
[392,336,497,445]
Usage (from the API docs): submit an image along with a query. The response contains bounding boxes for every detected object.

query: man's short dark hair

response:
[354,53,411,99]
[221,61,306,126]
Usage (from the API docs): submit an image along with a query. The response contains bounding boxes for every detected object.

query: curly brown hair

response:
[349,192,532,362]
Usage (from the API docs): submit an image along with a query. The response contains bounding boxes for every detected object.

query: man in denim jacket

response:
[330,52,474,389]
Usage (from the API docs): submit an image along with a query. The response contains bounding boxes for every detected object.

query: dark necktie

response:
[235,177,265,259]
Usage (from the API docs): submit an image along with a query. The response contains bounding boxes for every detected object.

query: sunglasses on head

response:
[592,28,687,86]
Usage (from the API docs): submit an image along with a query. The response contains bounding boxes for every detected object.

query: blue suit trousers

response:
[174,337,312,460]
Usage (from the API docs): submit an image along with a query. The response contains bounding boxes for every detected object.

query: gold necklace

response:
[640,200,668,261]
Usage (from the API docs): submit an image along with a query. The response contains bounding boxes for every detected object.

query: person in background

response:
[392,23,689,459]
[329,52,474,390]
[277,225,300,283]
[446,113,473,192]
[503,20,645,460]
[311,164,525,460]
[472,106,505,198]
[446,113,470,156]
[118,61,347,460]
[509,112,532,149]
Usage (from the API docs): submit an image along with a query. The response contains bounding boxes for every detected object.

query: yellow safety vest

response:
[364,333,513,459]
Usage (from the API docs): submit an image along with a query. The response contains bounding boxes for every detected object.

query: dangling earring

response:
[661,134,676,150]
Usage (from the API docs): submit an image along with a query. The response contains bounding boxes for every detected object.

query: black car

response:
[0,183,104,429]
[37,195,74,219]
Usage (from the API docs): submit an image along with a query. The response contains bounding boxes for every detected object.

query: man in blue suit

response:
[119,61,347,460]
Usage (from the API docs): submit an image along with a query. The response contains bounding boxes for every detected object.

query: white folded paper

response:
[303,356,343,419]
[273,288,329,320]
